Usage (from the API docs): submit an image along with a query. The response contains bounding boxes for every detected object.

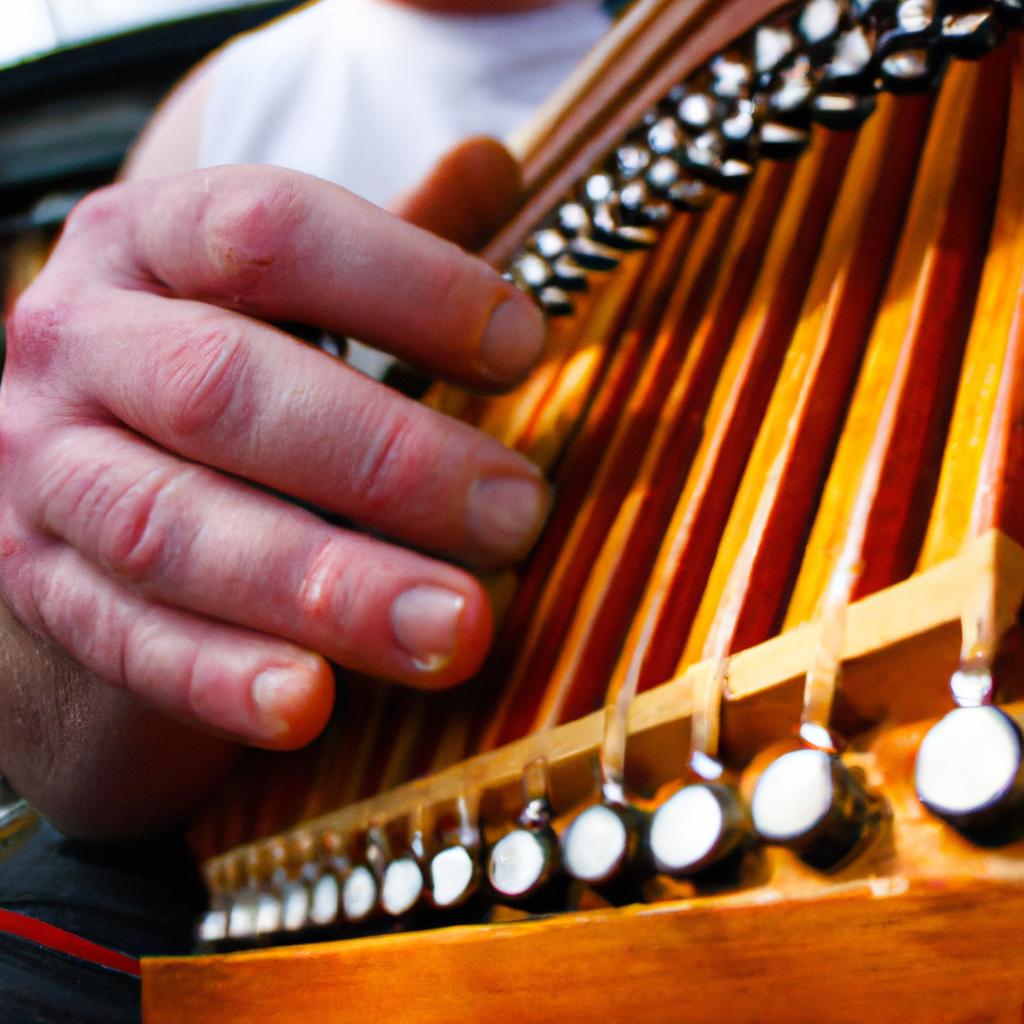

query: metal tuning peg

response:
[224,849,265,945]
[253,842,287,939]
[196,861,233,948]
[561,781,647,895]
[798,0,845,50]
[487,759,562,905]
[751,727,871,868]
[876,0,947,92]
[306,829,347,930]
[428,793,483,912]
[915,662,1024,830]
[647,755,752,878]
[940,5,1006,59]
[379,816,428,921]
[646,654,752,880]
[277,832,316,935]
[340,831,381,928]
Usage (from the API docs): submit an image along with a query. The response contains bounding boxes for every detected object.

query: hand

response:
[0,144,547,755]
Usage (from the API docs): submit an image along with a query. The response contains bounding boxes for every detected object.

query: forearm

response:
[0,598,240,840]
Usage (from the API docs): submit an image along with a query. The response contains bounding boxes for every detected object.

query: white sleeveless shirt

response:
[199,0,611,206]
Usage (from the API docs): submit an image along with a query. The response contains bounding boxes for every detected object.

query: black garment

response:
[0,821,205,1023]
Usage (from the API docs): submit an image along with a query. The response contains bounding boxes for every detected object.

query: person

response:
[0,0,612,1017]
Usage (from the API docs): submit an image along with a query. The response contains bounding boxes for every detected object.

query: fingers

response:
[390,136,522,251]
[111,165,544,388]
[1,535,334,750]
[53,289,549,567]
[21,422,495,690]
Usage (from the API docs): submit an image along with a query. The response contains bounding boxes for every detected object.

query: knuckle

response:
[201,173,307,303]
[61,184,125,239]
[297,538,359,630]
[352,409,423,516]
[155,319,250,439]
[37,447,192,587]
[94,467,191,584]
[5,286,67,376]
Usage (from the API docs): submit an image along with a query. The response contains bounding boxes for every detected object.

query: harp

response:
[145,1,1024,1020]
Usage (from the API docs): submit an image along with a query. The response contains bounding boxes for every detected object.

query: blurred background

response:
[0,0,305,367]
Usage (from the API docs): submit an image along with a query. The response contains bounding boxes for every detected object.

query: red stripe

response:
[0,909,141,976]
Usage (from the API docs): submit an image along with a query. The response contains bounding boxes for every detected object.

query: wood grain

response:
[147,693,1024,1024]
[783,56,1008,629]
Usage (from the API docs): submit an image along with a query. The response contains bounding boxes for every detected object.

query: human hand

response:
[0,142,547,754]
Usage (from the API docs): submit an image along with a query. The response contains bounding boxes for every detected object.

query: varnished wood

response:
[676,93,928,670]
[147,695,1024,1024]
[484,0,794,267]
[922,42,1024,564]
[200,530,1024,873]
[784,57,1008,628]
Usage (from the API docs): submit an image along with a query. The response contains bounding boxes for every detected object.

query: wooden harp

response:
[145,1,1024,1020]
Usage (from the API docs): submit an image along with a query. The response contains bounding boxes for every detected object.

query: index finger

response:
[124,165,544,389]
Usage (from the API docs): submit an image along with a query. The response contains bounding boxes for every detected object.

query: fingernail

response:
[390,586,465,672]
[467,475,549,561]
[252,667,312,739]
[478,295,545,382]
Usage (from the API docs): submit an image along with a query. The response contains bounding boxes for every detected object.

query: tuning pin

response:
[811,92,877,129]
[759,122,812,159]
[877,0,947,92]
[754,23,799,77]
[511,252,553,291]
[557,201,591,237]
[591,202,660,249]
[197,863,232,947]
[616,143,652,179]
[721,98,760,151]
[226,885,261,943]
[487,760,563,906]
[249,843,285,939]
[307,830,347,929]
[647,781,752,878]
[798,0,844,48]
[561,798,647,891]
[940,7,1006,59]
[277,833,316,934]
[767,55,818,123]
[566,236,622,271]
[915,705,1024,831]
[197,899,230,947]
[666,177,719,211]
[550,254,589,291]
[750,747,871,867]
[339,831,382,928]
[537,286,576,317]
[429,844,481,911]
[428,796,484,911]
[380,854,426,919]
[676,91,718,132]
[683,129,726,177]
[820,25,878,94]
[487,823,560,904]
[647,116,685,156]
[584,172,616,205]
[225,849,265,943]
[710,53,754,100]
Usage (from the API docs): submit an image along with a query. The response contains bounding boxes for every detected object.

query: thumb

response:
[390,136,523,252]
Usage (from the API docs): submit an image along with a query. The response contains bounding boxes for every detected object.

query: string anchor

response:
[427,790,483,911]
[915,602,1024,830]
[751,556,873,868]
[645,659,752,878]
[487,759,562,905]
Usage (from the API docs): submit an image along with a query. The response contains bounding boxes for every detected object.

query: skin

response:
[0,0,559,838]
